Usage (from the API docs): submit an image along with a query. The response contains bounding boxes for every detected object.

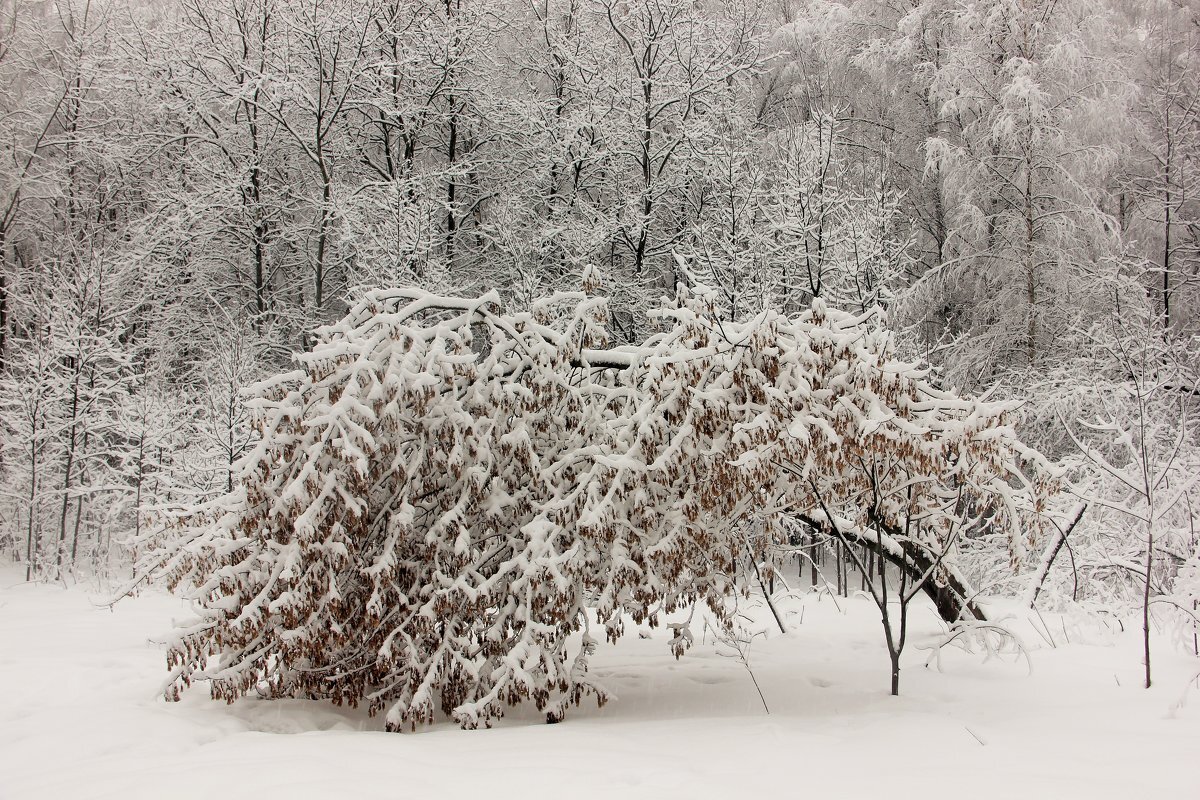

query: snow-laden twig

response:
[920,618,1033,676]
[713,615,771,715]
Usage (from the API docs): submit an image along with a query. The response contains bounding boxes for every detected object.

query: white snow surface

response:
[2,567,1197,799]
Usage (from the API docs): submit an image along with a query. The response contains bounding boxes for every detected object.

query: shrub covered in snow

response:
[152,285,1055,729]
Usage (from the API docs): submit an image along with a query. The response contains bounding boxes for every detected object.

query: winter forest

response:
[2,0,1200,795]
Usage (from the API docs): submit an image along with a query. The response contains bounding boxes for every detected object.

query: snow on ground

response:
[2,567,1198,800]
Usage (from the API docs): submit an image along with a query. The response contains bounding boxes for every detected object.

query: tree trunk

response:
[0,226,7,374]
[25,431,38,582]
[810,533,819,587]
[1144,523,1153,689]
[796,512,985,624]
[56,362,83,577]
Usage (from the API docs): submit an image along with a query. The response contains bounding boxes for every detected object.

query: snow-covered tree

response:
[1119,0,1200,334]
[919,0,1132,386]
[0,321,63,580]
[1063,310,1200,687]
[149,282,1054,727]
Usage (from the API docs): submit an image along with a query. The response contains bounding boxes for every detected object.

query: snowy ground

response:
[2,568,1198,800]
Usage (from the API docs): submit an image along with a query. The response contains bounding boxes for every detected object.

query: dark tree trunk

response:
[796,512,985,624]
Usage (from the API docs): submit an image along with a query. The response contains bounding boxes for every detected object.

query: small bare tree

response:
[811,480,978,696]
[1064,311,1200,688]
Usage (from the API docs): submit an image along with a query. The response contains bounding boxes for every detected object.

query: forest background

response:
[1,0,1199,650]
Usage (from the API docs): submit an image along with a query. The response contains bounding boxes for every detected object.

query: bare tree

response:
[1064,310,1200,688]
